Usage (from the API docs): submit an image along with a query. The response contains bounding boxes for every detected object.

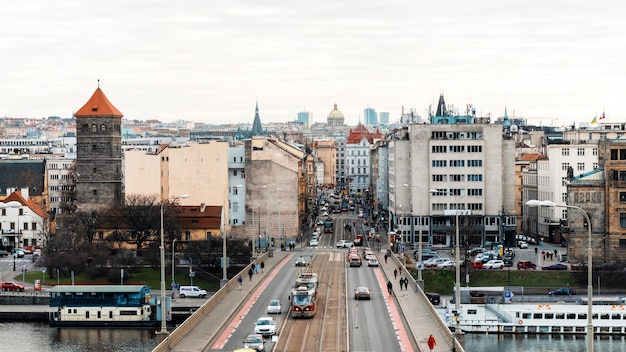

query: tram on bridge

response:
[290,272,318,318]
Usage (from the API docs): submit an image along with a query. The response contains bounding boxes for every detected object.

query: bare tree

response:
[59,162,78,213]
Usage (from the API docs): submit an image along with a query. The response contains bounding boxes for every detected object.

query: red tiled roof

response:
[346,124,383,144]
[4,190,48,219]
[74,88,123,118]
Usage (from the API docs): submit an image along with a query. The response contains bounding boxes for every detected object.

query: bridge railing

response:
[153,252,270,352]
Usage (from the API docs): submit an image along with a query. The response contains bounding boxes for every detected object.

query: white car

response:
[309,238,318,247]
[436,260,455,269]
[243,334,265,351]
[358,211,364,218]
[254,317,277,336]
[483,259,505,269]
[518,241,529,249]
[336,240,353,248]
[267,299,281,314]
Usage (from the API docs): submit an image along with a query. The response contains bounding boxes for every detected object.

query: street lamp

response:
[221,185,242,288]
[159,194,189,336]
[526,199,593,352]
[171,239,177,289]
[431,188,464,337]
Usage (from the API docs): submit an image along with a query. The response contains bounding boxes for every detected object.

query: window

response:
[468,189,482,196]
[621,213,626,229]
[232,202,239,213]
[562,193,567,202]
[562,148,570,156]
[468,145,482,153]
[577,148,585,156]
[620,239,626,249]
[593,148,598,156]
[450,145,464,153]
[451,174,464,182]
[432,146,447,153]
[468,160,483,167]
[432,160,447,167]
[100,124,106,132]
[468,203,482,210]
[450,160,465,167]
[468,174,483,182]
[577,163,585,171]
[622,149,626,160]
[432,175,447,182]
[92,190,97,195]
[593,162,598,169]
[620,192,626,202]
[562,162,570,171]
[92,124,97,133]
[611,149,618,160]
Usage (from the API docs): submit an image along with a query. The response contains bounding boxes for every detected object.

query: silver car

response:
[243,334,265,351]
[267,299,281,314]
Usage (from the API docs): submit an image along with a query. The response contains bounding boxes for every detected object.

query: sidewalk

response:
[166,249,291,352]
[379,248,460,352]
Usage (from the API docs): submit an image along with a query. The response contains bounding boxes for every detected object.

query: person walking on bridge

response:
[427,334,436,352]
[386,280,393,295]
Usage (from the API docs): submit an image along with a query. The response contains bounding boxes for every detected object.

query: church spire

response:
[251,100,265,135]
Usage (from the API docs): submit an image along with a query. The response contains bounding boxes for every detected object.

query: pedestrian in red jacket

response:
[427,334,436,351]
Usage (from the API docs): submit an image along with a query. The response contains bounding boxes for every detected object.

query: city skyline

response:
[2,1,624,126]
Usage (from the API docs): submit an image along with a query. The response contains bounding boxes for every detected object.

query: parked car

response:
[503,256,514,266]
[33,249,42,256]
[254,317,277,337]
[1,281,25,292]
[309,238,318,247]
[483,260,505,269]
[267,299,281,314]
[436,260,456,269]
[243,334,265,351]
[354,286,371,300]
[0,250,8,257]
[549,287,576,295]
[179,285,207,298]
[542,263,568,271]
[517,260,537,270]
[425,292,441,305]
[11,248,25,258]
[425,258,451,268]
[518,241,528,249]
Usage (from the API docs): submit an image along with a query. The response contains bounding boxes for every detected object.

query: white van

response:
[179,286,207,298]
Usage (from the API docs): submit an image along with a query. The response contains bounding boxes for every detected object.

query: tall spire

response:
[251,100,264,135]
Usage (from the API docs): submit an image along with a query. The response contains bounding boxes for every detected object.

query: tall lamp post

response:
[159,194,189,336]
[432,189,464,338]
[171,238,177,289]
[221,185,242,288]
[526,200,593,352]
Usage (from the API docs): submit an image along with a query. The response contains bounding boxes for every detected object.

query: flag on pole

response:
[591,116,598,124]
[600,111,606,120]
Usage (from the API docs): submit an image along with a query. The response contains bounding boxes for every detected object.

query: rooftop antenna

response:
[97,79,100,88]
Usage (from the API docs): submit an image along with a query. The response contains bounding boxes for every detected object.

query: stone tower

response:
[74,85,124,211]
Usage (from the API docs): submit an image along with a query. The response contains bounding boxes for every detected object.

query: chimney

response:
[200,203,206,212]
[21,187,29,200]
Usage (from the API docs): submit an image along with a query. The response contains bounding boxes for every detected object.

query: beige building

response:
[124,142,232,235]
[313,139,337,187]
[243,137,313,247]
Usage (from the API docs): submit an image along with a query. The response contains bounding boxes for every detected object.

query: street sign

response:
[41,267,46,273]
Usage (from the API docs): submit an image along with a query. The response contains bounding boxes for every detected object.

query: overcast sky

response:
[2,1,625,126]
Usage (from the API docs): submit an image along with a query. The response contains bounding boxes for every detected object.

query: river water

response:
[1,322,158,352]
[3,322,626,352]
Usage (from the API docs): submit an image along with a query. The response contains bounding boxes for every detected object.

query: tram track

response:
[275,250,347,352]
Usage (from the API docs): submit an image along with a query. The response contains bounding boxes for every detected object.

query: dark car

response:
[549,287,576,295]
[542,263,568,271]
[425,292,441,305]
[0,250,8,257]
[503,256,514,267]
[517,260,537,270]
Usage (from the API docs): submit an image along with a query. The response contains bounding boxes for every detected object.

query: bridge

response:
[152,246,463,352]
